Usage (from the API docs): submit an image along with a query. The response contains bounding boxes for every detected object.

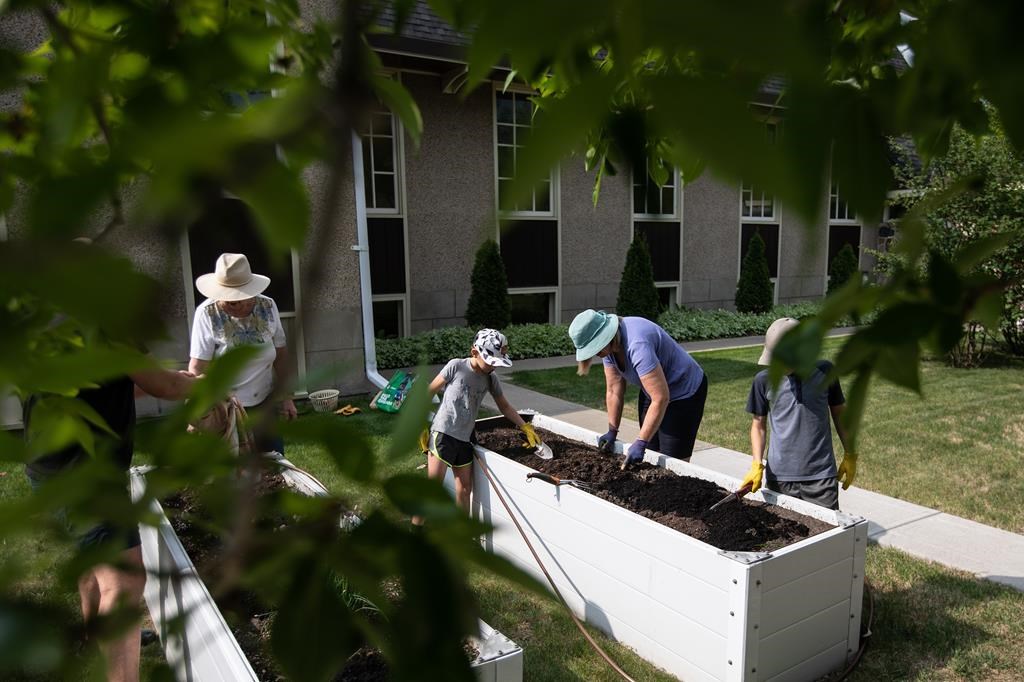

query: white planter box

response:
[131,456,523,681]
[453,414,866,682]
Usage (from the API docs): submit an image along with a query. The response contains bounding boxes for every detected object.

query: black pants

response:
[637,374,708,461]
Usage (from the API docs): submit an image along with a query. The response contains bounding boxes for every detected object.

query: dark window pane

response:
[362,145,374,206]
[498,180,514,211]
[188,196,295,310]
[372,137,394,172]
[657,287,674,311]
[514,95,532,125]
[498,146,515,179]
[633,183,646,214]
[368,217,406,295]
[661,186,674,215]
[372,300,402,339]
[635,221,681,282]
[510,293,551,324]
[516,125,531,146]
[645,181,661,215]
[534,181,550,212]
[741,223,780,279]
[497,124,514,145]
[496,93,514,124]
[371,112,392,136]
[828,225,861,268]
[374,173,396,209]
[500,219,558,288]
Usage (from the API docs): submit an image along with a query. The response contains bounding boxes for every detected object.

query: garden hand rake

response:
[707,480,754,512]
[526,472,593,492]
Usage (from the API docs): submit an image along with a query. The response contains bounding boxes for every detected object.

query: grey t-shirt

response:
[746,360,845,482]
[430,358,504,442]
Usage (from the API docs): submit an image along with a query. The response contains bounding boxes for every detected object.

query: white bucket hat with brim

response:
[569,309,619,362]
[195,253,270,302]
[758,317,799,365]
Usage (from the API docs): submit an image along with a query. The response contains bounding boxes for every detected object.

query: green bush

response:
[375,303,872,368]
[616,235,661,320]
[376,324,575,369]
[736,232,774,313]
[464,238,511,329]
[828,243,860,294]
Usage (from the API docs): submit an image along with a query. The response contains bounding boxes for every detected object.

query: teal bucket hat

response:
[569,309,619,362]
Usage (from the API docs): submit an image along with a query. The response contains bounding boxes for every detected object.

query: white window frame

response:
[631,166,684,308]
[363,85,412,338]
[493,85,558,219]
[493,82,561,322]
[740,182,776,221]
[363,110,403,216]
[737,212,782,306]
[825,180,863,293]
[828,182,858,224]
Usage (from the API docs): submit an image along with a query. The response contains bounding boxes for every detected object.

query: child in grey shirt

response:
[416,329,544,520]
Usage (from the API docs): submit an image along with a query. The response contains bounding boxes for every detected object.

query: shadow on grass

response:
[838,558,1024,681]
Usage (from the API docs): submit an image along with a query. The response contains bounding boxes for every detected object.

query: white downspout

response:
[351,131,388,390]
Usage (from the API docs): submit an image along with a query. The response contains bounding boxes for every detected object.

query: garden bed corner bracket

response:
[718,550,772,565]
[835,511,865,529]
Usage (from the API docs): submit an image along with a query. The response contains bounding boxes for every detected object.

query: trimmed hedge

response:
[375,302,855,369]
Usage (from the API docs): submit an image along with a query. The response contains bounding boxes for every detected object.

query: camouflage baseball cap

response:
[473,328,512,367]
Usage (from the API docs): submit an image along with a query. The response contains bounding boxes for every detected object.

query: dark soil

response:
[163,472,477,681]
[475,424,834,552]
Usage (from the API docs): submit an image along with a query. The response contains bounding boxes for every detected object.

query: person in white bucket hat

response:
[188,253,296,452]
[568,309,708,468]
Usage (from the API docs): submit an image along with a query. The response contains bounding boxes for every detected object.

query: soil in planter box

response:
[163,472,479,681]
[475,426,833,552]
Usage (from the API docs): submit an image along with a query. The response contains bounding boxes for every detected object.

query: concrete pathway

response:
[470,330,1024,593]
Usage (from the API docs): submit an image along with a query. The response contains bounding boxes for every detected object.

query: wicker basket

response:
[308,389,340,413]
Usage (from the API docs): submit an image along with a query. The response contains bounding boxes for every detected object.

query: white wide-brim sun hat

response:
[195,253,271,302]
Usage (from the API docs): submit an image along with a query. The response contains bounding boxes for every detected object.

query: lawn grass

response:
[4,362,1024,681]
[509,339,1024,535]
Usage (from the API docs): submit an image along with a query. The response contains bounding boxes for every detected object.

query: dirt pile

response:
[475,425,833,552]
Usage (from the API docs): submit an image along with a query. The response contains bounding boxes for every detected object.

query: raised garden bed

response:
[129,456,523,681]
[453,414,867,682]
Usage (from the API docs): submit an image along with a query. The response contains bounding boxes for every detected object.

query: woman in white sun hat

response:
[569,309,707,468]
[188,253,296,453]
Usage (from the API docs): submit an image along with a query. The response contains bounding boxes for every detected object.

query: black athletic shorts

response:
[428,431,474,468]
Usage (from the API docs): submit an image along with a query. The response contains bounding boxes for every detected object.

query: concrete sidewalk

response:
[475,342,1024,593]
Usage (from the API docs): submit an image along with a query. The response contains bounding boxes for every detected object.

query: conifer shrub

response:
[616,235,661,320]
[827,243,860,294]
[464,238,511,329]
[735,232,774,313]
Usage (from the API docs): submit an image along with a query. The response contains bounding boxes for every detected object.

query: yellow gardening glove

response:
[740,460,765,493]
[521,423,541,449]
[838,452,857,490]
[418,429,430,454]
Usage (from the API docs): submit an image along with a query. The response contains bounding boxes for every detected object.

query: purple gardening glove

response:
[597,428,618,453]
[623,439,648,468]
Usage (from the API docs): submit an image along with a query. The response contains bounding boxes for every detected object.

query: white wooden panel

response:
[1,393,22,429]
[650,561,731,636]
[760,558,854,634]
[757,601,851,679]
[764,640,849,682]
[759,527,854,591]
[488,521,730,678]
[846,521,868,662]
[725,562,762,682]
[473,449,733,590]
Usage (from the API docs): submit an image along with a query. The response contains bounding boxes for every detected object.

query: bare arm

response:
[188,357,209,376]
[603,363,627,431]
[829,404,850,452]
[493,393,526,428]
[636,365,670,442]
[273,346,297,419]
[130,368,196,401]
[750,415,767,464]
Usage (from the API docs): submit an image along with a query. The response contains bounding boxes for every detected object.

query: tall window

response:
[827,182,861,276]
[495,88,558,323]
[740,177,780,296]
[362,107,407,338]
[633,163,681,310]
[184,196,303,383]
[741,183,775,220]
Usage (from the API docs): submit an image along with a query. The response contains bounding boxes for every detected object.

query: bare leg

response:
[412,453,451,526]
[81,546,145,682]
[452,464,473,514]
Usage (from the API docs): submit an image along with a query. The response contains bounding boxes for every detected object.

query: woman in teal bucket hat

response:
[568,309,708,467]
